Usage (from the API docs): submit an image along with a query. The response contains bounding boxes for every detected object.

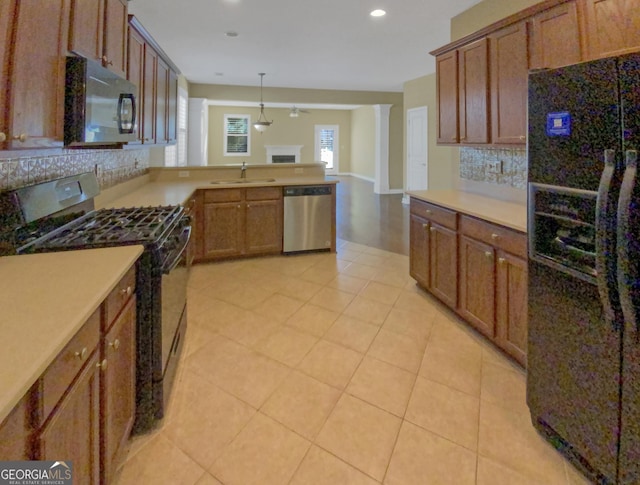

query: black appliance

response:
[527,53,640,484]
[65,56,137,146]
[2,173,190,434]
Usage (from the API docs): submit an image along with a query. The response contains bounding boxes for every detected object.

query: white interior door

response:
[406,107,428,192]
[315,125,339,175]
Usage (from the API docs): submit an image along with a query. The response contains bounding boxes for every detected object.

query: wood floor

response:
[332,175,409,256]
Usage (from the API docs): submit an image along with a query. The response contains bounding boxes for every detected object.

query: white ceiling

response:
[127,0,482,93]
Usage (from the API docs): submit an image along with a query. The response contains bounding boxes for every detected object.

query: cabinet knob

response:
[460,137,467,141]
[429,227,436,232]
[0,132,6,142]
[74,347,88,361]
[96,359,108,371]
[247,204,251,208]
[120,286,132,296]
[109,339,121,351]
[451,136,457,140]
[425,209,432,214]
[102,56,113,66]
[12,133,28,142]
[485,251,493,258]
[491,233,499,240]
[519,135,526,141]
[422,223,429,230]
[498,257,506,264]
[237,205,241,209]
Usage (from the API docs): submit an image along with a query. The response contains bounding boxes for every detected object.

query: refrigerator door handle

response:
[617,149,639,329]
[596,149,619,327]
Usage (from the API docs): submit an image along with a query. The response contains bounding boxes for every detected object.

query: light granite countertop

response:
[98,177,338,209]
[0,245,143,424]
[407,189,527,233]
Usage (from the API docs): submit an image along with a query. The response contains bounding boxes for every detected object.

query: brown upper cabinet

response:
[529,0,583,69]
[582,0,640,59]
[458,39,490,145]
[432,0,640,147]
[69,0,128,77]
[490,22,529,144]
[3,0,70,149]
[436,51,459,144]
[128,16,179,146]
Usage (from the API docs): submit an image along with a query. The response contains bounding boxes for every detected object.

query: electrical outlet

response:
[294,168,304,174]
[486,160,503,174]
[178,171,190,178]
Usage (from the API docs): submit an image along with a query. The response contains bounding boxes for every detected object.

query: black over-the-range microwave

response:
[64,56,137,146]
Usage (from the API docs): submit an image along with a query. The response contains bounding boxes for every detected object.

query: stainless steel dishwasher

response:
[283,185,333,253]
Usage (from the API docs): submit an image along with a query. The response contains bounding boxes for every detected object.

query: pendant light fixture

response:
[253,73,272,133]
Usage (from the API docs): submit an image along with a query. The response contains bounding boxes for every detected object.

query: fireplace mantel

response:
[265,145,303,163]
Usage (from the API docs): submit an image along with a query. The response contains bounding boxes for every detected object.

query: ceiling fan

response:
[289,106,311,118]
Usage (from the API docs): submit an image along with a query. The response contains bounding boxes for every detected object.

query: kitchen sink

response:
[210,178,276,184]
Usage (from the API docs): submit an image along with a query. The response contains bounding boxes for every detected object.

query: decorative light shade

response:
[253,73,272,133]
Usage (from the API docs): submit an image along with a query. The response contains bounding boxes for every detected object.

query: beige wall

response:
[403,74,457,190]
[388,105,404,189]
[450,0,541,40]
[208,105,351,165]
[349,106,376,179]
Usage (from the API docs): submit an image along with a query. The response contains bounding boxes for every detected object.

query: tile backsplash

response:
[0,148,150,192]
[459,147,527,189]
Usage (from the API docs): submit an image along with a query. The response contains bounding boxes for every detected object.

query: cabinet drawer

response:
[246,186,282,201]
[104,266,136,331]
[459,215,527,258]
[410,198,457,230]
[203,189,243,203]
[39,310,100,422]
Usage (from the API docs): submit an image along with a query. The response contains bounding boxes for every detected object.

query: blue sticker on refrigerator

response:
[546,111,571,136]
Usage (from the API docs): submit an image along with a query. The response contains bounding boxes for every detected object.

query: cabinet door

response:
[38,352,100,485]
[202,202,243,259]
[101,296,136,485]
[458,236,496,338]
[8,0,70,149]
[582,0,640,59]
[68,0,104,63]
[103,0,127,77]
[0,0,15,149]
[155,57,169,144]
[496,251,528,366]
[429,223,457,309]
[142,44,157,144]
[127,26,144,144]
[530,1,582,69]
[245,199,282,255]
[168,70,178,144]
[436,51,459,144]
[0,393,32,460]
[458,39,489,144]
[490,22,528,145]
[409,214,430,288]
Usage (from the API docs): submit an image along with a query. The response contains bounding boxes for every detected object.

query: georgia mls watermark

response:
[0,461,72,485]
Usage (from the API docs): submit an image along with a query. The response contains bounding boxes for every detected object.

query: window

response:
[164,87,188,167]
[224,114,251,156]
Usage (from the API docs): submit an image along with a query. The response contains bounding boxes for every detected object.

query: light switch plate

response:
[486,160,503,174]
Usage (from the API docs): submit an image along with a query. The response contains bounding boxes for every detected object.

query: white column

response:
[373,104,392,194]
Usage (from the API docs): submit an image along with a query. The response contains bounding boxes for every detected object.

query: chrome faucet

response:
[241,161,247,179]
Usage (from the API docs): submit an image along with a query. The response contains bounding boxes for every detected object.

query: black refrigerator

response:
[527,53,640,484]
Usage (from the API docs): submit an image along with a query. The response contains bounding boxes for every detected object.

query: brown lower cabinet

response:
[0,266,137,484]
[409,197,528,366]
[197,187,283,261]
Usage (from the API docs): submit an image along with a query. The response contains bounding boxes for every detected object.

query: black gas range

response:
[1,173,191,433]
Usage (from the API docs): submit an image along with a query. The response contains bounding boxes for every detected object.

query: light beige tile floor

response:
[114,240,592,485]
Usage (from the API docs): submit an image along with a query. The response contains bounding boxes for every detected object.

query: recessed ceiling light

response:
[370,9,386,17]
[224,31,239,37]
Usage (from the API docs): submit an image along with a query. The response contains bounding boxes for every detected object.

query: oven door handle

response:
[162,226,191,274]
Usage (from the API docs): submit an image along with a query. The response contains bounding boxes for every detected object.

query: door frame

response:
[315,124,339,175]
[404,106,428,204]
